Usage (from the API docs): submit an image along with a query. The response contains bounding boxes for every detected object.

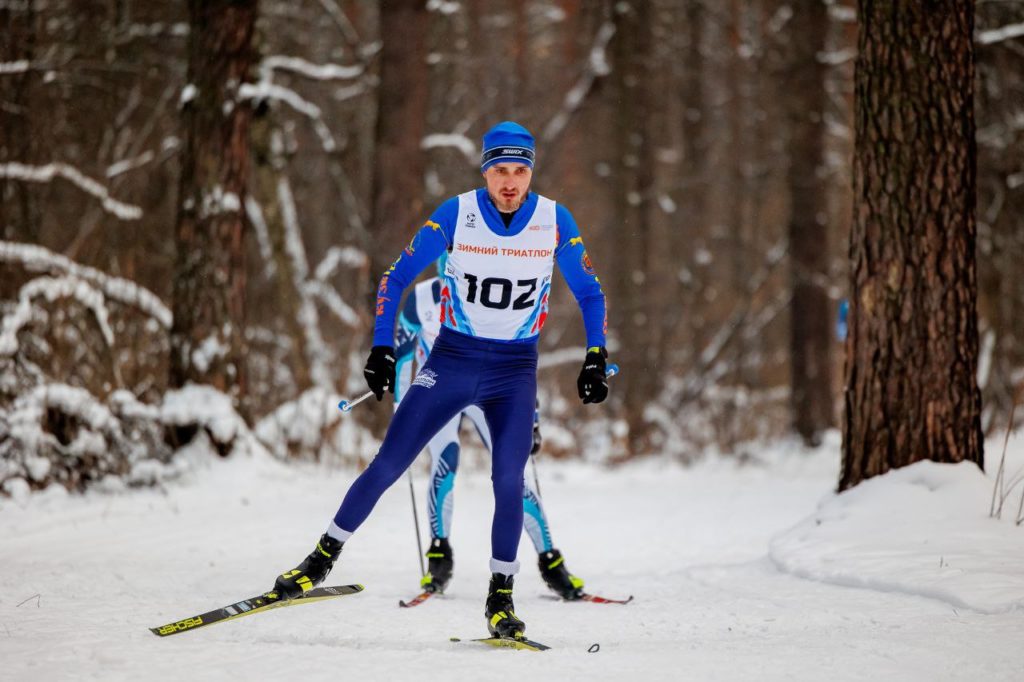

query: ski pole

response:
[532,362,619,501]
[337,390,375,412]
[407,470,426,578]
[530,453,544,501]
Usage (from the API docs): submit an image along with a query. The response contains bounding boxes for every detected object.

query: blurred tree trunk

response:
[975,3,1024,432]
[249,110,313,392]
[609,0,657,455]
[786,0,833,446]
[0,1,38,243]
[171,0,258,407]
[370,0,430,278]
[841,0,983,490]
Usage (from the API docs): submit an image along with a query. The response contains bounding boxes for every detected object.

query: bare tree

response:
[171,0,259,405]
[841,0,983,490]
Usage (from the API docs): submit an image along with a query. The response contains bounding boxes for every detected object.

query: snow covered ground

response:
[2,430,1023,681]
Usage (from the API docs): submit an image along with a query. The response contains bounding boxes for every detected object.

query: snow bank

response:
[161,383,264,456]
[770,458,1024,614]
[1,382,173,496]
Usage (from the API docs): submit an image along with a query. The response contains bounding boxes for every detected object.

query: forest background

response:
[2,0,1023,494]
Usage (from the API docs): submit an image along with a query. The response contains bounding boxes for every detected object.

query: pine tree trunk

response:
[841,0,983,490]
[370,0,430,278]
[171,0,258,405]
[609,0,656,456]
[786,1,833,446]
[0,1,38,243]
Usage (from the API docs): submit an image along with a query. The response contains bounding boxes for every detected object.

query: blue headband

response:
[481,121,536,171]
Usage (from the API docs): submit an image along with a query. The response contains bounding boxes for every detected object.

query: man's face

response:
[483,162,533,212]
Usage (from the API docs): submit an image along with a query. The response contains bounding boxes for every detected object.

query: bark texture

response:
[841,0,983,490]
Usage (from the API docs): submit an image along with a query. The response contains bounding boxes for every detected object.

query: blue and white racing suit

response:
[329,188,606,575]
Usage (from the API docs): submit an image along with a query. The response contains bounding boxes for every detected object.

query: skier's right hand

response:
[364,346,396,400]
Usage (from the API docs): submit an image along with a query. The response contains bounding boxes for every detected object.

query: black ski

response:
[450,635,551,651]
[149,584,364,637]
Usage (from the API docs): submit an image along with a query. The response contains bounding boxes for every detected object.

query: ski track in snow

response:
[1,434,1022,681]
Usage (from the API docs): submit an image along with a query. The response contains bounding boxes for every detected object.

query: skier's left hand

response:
[530,425,542,455]
[364,345,397,400]
[577,347,609,404]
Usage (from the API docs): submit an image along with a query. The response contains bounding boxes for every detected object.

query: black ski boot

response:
[484,573,526,638]
[420,537,454,594]
[273,534,344,599]
[538,549,584,600]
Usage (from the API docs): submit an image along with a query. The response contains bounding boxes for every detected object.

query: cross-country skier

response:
[394,254,585,601]
[272,121,609,640]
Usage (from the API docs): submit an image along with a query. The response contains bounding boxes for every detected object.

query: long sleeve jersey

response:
[373,187,607,349]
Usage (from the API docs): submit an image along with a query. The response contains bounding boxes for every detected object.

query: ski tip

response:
[398,591,432,608]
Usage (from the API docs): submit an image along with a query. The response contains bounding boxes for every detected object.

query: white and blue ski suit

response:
[331,187,605,574]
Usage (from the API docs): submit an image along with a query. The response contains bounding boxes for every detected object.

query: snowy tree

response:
[171,0,259,404]
[841,0,984,490]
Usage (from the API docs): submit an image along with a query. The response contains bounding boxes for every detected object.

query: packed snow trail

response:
[1,433,1021,681]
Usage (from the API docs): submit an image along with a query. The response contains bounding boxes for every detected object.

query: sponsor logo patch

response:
[413,368,438,389]
[581,251,595,275]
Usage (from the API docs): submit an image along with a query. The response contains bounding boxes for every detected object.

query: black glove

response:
[363,345,396,400]
[530,425,542,455]
[577,347,609,404]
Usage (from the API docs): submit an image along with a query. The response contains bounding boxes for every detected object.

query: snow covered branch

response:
[7,383,122,457]
[260,55,363,81]
[0,162,143,220]
[0,60,31,75]
[245,196,277,279]
[313,246,368,282]
[304,280,360,328]
[278,177,334,387]
[421,133,477,165]
[0,241,172,328]
[978,22,1024,46]
[238,82,337,152]
[0,276,114,357]
[106,138,180,179]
